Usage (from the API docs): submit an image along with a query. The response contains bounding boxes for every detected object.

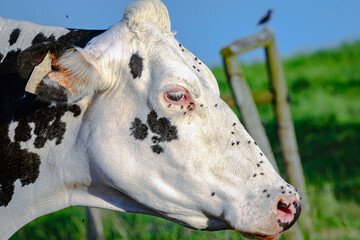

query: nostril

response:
[276,200,302,231]
[277,201,292,215]
[276,200,294,227]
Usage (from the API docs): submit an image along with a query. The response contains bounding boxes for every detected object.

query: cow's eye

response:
[164,88,195,110]
[167,91,185,101]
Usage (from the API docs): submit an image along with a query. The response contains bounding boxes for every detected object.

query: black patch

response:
[0,25,102,207]
[32,33,56,45]
[37,80,70,103]
[129,110,178,154]
[0,53,3,62]
[57,29,105,48]
[147,110,178,143]
[129,53,143,79]
[151,144,164,154]
[9,28,21,46]
[0,49,22,74]
[130,118,148,140]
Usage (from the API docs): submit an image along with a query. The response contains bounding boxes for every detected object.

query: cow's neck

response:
[0,97,91,239]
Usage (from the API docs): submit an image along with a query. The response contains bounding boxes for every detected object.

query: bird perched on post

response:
[257,9,273,26]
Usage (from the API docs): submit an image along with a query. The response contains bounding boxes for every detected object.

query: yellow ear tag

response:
[25,51,52,95]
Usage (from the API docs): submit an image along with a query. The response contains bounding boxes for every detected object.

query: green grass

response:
[11,41,360,240]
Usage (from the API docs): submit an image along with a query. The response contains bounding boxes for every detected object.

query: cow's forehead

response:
[134,28,220,96]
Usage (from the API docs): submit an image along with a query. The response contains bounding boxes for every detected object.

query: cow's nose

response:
[276,198,301,231]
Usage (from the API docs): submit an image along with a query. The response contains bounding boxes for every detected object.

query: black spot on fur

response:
[36,80,70,103]
[32,33,56,45]
[57,29,105,48]
[0,49,22,74]
[130,118,148,140]
[0,125,40,206]
[151,144,164,154]
[129,110,178,154]
[147,110,178,143]
[0,53,3,62]
[129,53,143,79]
[9,28,21,46]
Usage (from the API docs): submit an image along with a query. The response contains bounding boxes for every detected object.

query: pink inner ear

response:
[47,70,77,95]
[48,58,84,96]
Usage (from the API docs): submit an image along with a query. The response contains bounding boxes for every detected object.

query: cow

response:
[0,0,301,239]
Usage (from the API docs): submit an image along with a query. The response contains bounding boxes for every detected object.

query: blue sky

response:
[1,0,359,66]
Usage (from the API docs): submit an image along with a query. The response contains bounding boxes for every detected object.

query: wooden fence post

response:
[265,39,313,234]
[87,207,104,240]
[223,55,279,172]
[221,27,312,239]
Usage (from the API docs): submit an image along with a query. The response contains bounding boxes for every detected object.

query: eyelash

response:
[164,88,195,110]
[167,91,185,101]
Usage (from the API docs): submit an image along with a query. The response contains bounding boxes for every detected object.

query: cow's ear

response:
[20,42,100,103]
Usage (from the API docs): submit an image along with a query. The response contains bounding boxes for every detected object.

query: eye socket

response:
[167,91,185,102]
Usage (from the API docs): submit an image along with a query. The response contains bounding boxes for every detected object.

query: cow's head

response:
[21,0,301,239]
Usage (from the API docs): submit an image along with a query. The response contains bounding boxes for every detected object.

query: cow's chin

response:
[240,232,281,240]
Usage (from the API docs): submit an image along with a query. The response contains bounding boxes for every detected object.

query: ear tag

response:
[25,51,53,95]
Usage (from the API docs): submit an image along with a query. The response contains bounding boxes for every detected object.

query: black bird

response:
[257,9,273,25]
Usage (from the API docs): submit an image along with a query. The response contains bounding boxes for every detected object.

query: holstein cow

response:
[0,0,301,239]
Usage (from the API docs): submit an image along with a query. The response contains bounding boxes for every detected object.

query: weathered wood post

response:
[223,55,279,172]
[221,27,312,239]
[265,37,313,234]
[87,207,104,240]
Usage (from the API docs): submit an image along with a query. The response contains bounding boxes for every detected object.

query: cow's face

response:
[22,0,300,239]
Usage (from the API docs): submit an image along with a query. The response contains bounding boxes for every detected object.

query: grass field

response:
[10,41,360,240]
